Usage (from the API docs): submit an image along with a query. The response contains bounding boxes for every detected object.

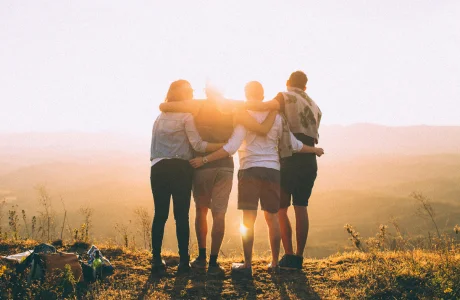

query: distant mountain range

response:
[0,124,458,164]
[319,124,460,157]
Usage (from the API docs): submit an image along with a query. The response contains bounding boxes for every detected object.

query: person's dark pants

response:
[150,159,193,262]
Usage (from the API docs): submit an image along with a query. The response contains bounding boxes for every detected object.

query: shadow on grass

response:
[203,273,225,300]
[137,265,225,299]
[173,269,225,299]
[137,272,164,299]
[271,270,320,300]
[230,273,256,300]
[171,272,191,299]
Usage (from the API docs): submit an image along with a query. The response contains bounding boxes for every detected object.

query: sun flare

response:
[240,224,248,236]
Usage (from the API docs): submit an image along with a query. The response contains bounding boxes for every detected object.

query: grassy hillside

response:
[1,240,459,299]
[1,153,459,258]
[1,127,459,258]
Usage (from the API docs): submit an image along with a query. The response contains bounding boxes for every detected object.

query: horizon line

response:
[1,122,460,136]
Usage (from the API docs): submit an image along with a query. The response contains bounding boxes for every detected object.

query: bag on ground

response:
[29,252,83,283]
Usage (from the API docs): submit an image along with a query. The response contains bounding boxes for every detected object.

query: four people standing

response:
[150,71,324,276]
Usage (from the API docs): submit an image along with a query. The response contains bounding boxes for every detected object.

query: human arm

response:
[290,132,324,157]
[204,85,245,112]
[205,142,225,152]
[233,110,277,135]
[184,115,224,152]
[244,98,280,111]
[299,145,324,156]
[159,100,203,116]
[244,92,283,112]
[189,148,229,168]
[189,125,246,168]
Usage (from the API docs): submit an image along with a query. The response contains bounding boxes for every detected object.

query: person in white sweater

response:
[189,81,324,276]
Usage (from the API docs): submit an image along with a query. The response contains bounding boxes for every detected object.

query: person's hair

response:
[244,81,264,101]
[287,71,308,89]
[165,79,192,102]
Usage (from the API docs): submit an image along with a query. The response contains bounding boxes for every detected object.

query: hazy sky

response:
[1,0,459,134]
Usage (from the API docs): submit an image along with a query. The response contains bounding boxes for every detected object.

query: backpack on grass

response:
[29,252,83,283]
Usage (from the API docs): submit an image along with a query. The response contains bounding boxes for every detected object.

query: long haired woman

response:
[150,80,223,274]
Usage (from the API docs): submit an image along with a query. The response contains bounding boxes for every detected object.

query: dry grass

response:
[0,240,459,299]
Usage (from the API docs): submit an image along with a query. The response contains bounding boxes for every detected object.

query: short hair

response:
[287,71,308,89]
[244,81,264,101]
[165,79,191,102]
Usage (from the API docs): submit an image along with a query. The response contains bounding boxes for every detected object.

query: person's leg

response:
[150,163,172,264]
[278,207,294,255]
[151,192,171,260]
[172,196,192,261]
[190,205,209,269]
[279,158,294,256]
[171,161,193,263]
[264,211,281,267]
[209,167,233,266]
[192,168,214,262]
[233,168,260,275]
[294,205,309,256]
[208,210,226,275]
[290,156,317,269]
[195,206,209,257]
[259,168,281,268]
[210,210,225,257]
[291,164,316,258]
[241,210,257,268]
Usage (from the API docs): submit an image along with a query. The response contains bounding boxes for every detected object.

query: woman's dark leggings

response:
[150,159,193,262]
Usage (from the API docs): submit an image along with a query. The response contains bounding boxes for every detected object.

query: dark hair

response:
[287,71,308,89]
[244,81,264,101]
[165,79,192,102]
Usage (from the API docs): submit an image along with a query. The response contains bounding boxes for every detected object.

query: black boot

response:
[177,255,191,273]
[151,256,166,276]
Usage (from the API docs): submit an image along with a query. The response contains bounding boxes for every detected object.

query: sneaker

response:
[279,254,297,270]
[151,259,166,275]
[231,262,252,278]
[207,263,225,277]
[191,257,207,269]
[294,255,303,270]
[267,263,280,273]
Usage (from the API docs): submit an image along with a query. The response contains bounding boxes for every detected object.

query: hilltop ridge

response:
[1,240,459,299]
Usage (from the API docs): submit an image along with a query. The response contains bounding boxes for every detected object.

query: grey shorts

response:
[193,167,234,213]
[237,167,280,213]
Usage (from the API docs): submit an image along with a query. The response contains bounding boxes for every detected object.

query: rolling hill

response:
[0,124,459,257]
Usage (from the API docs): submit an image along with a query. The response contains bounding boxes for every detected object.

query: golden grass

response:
[1,240,459,299]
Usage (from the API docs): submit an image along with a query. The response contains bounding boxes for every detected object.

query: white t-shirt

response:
[223,111,304,170]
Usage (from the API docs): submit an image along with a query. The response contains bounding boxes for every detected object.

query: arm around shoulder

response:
[189,125,245,168]
[159,100,202,116]
[234,110,277,135]
[244,98,280,112]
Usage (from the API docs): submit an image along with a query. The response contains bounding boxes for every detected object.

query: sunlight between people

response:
[240,223,248,236]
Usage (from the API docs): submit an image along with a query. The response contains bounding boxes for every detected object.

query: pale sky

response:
[1,0,459,134]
